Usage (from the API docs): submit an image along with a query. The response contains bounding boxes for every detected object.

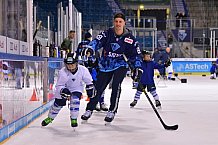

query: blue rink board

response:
[0,101,54,143]
[172,61,212,73]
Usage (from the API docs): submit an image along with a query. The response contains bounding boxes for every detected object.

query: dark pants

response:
[137,84,156,92]
[86,67,128,113]
[158,67,166,77]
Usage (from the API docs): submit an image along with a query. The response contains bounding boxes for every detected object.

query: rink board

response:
[0,100,53,143]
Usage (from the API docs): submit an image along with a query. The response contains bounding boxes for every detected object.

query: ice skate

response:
[210,76,216,79]
[81,110,92,123]
[95,104,101,111]
[41,117,53,126]
[71,118,78,127]
[100,103,108,111]
[104,111,115,125]
[71,118,78,131]
[155,100,162,109]
[130,100,137,107]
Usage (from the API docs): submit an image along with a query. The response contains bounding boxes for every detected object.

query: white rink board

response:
[19,41,29,56]
[6,37,19,55]
[0,35,6,53]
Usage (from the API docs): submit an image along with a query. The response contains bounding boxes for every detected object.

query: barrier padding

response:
[0,100,54,143]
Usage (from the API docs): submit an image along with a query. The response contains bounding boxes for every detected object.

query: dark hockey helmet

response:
[85,32,92,39]
[64,53,78,64]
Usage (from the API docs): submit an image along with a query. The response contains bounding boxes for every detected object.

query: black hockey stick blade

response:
[163,124,178,130]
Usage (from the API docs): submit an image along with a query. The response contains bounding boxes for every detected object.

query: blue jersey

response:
[76,40,91,56]
[210,63,218,73]
[210,59,218,73]
[160,51,170,64]
[140,60,165,85]
[83,55,99,81]
[88,28,141,72]
[152,51,161,62]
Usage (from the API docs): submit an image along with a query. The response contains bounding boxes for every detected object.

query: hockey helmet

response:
[64,53,78,64]
[85,32,92,39]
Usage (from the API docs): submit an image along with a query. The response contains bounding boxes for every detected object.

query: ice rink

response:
[2,76,218,145]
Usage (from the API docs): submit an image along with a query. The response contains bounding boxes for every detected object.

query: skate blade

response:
[104,122,111,126]
[72,127,77,132]
[101,109,109,112]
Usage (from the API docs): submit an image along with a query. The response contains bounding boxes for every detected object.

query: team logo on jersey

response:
[124,38,133,44]
[111,43,120,52]
[96,34,103,40]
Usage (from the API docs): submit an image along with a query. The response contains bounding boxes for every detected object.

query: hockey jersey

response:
[54,65,93,99]
[140,60,165,85]
[88,28,141,72]
[210,61,218,74]
[160,51,171,64]
[76,40,91,56]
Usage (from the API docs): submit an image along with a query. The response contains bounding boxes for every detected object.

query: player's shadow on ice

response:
[44,126,80,137]
[100,124,149,132]
[130,107,156,112]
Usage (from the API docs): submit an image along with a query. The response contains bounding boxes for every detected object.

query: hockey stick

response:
[174,73,181,80]
[123,54,178,130]
[33,21,42,40]
[174,73,187,83]
[139,84,178,130]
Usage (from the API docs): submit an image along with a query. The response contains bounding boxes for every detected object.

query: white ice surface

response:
[3,76,218,145]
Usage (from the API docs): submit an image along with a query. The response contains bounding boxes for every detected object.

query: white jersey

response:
[54,65,93,99]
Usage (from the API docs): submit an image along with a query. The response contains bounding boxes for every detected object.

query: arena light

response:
[139,4,144,10]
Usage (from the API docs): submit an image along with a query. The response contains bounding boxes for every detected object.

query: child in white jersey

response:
[41,53,94,128]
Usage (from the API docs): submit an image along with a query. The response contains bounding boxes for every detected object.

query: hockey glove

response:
[164,59,171,67]
[131,68,143,82]
[86,84,94,98]
[82,46,94,57]
[87,57,97,68]
[60,88,72,100]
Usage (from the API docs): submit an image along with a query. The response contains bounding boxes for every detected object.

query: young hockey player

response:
[130,50,171,108]
[210,59,218,79]
[82,48,108,111]
[76,32,92,64]
[81,13,142,123]
[159,47,173,80]
[41,53,94,128]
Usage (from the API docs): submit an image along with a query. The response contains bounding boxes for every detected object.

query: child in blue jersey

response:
[210,59,218,79]
[76,32,92,64]
[82,48,108,111]
[81,13,142,123]
[130,50,171,108]
[77,33,108,111]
